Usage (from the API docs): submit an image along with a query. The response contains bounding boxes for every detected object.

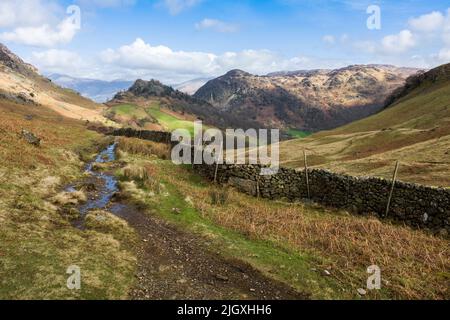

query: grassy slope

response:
[0,65,115,125]
[111,104,149,120]
[115,137,449,300]
[0,99,136,299]
[279,77,450,186]
[288,129,312,139]
[109,102,204,136]
[146,105,198,136]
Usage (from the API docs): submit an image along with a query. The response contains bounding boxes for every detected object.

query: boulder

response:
[21,129,41,146]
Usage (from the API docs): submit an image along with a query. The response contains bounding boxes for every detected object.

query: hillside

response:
[278,63,450,187]
[0,44,112,124]
[194,66,420,132]
[108,79,261,131]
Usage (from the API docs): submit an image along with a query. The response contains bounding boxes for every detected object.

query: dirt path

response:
[75,143,307,300]
[110,202,307,300]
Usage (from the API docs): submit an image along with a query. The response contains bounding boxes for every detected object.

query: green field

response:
[110,103,202,136]
[146,104,199,136]
[288,129,312,139]
[111,104,149,120]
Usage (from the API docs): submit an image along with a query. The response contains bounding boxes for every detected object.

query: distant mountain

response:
[194,65,421,132]
[48,74,209,102]
[173,77,212,95]
[278,62,450,186]
[48,74,133,103]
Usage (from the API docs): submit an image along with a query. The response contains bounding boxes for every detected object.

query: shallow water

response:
[71,143,119,228]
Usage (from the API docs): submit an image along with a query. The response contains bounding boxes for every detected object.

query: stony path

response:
[110,203,308,300]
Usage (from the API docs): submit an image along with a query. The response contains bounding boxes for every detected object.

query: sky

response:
[1,0,449,84]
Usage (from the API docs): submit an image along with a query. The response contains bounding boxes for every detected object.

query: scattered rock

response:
[172,207,181,215]
[82,182,97,192]
[21,129,40,146]
[185,196,194,206]
[215,274,229,282]
[357,288,367,296]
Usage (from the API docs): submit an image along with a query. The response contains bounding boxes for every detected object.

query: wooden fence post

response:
[256,173,260,199]
[304,150,311,200]
[214,143,223,184]
[385,160,400,217]
[192,136,202,169]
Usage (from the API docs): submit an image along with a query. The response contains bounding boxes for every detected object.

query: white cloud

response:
[162,0,202,15]
[350,8,450,66]
[443,9,450,45]
[438,48,450,62]
[99,38,218,74]
[0,0,80,47]
[381,30,416,54]
[0,17,80,47]
[322,35,335,45]
[0,0,60,28]
[195,19,239,33]
[354,30,416,56]
[94,38,322,82]
[31,49,84,71]
[409,11,445,32]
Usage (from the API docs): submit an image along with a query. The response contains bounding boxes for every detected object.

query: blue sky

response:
[1,0,449,83]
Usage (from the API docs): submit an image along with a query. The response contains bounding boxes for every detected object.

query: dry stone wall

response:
[195,163,450,234]
[112,128,173,145]
[105,128,449,234]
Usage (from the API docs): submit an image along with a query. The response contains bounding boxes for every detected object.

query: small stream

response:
[70,143,120,228]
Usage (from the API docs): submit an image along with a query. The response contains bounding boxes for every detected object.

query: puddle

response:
[69,143,120,228]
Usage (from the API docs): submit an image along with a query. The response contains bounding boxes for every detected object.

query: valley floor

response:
[0,100,448,300]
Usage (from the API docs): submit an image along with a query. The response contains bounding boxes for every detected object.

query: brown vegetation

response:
[114,135,448,299]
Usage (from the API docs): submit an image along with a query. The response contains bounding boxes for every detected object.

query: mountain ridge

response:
[194,64,421,132]
[278,62,450,186]
[48,73,134,103]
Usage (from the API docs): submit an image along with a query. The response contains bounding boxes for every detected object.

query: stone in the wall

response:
[228,177,257,196]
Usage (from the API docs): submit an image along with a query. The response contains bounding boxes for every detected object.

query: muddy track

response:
[111,202,308,300]
[75,143,307,300]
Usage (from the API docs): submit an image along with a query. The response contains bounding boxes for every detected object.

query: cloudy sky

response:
[1,0,449,84]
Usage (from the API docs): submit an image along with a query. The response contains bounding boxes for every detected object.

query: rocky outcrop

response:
[194,65,421,132]
[0,43,39,76]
